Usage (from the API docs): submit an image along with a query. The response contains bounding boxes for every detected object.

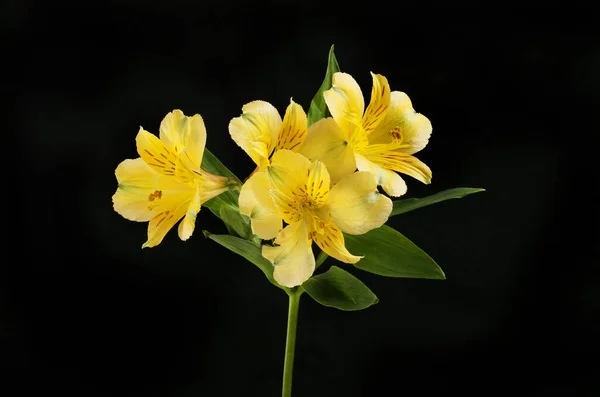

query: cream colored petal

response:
[362,73,391,137]
[276,99,308,152]
[355,154,407,197]
[136,128,179,177]
[298,117,356,183]
[369,91,432,154]
[178,184,202,241]
[143,198,190,248]
[229,100,282,169]
[113,158,194,222]
[263,221,315,288]
[323,171,392,235]
[266,150,311,223]
[239,171,282,240]
[159,110,207,167]
[323,72,365,135]
[312,221,362,264]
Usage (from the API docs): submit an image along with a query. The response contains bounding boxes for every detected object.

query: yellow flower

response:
[258,150,392,288]
[112,110,232,248]
[230,99,308,240]
[299,72,433,196]
[229,99,308,171]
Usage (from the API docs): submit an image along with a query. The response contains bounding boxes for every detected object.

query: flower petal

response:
[360,145,432,185]
[323,72,365,135]
[369,91,432,154]
[136,128,179,177]
[229,100,282,169]
[362,73,391,137]
[239,171,282,240]
[298,117,356,183]
[159,110,207,167]
[323,171,392,235]
[143,198,190,248]
[312,221,362,264]
[197,170,232,203]
[113,158,194,222]
[177,184,202,241]
[275,99,307,152]
[263,221,315,288]
[305,160,330,208]
[266,149,311,224]
[355,154,407,197]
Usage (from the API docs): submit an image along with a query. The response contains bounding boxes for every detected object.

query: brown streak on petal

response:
[288,141,301,151]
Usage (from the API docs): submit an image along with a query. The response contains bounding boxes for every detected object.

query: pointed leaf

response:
[344,226,445,280]
[201,148,240,181]
[392,187,485,216]
[201,148,242,211]
[201,149,254,239]
[303,266,378,311]
[204,232,286,290]
[219,204,252,240]
[307,44,341,126]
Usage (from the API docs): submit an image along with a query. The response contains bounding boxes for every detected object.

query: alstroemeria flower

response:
[113,110,232,248]
[259,150,392,288]
[230,99,308,239]
[299,72,433,196]
[229,99,308,171]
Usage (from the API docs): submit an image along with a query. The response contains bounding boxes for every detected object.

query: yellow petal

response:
[360,144,432,184]
[229,100,282,169]
[323,72,365,135]
[143,198,191,248]
[239,171,282,240]
[305,160,330,208]
[298,117,356,183]
[312,221,362,264]
[177,184,202,241]
[159,110,207,167]
[276,99,308,152]
[369,91,432,154]
[362,73,391,137]
[355,154,407,197]
[197,170,232,203]
[263,221,315,288]
[136,128,179,177]
[323,171,392,235]
[112,158,194,222]
[266,149,311,223]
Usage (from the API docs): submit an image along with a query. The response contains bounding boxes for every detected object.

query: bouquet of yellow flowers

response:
[112,45,483,396]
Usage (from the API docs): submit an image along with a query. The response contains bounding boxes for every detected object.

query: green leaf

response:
[200,149,253,239]
[201,148,240,181]
[307,44,340,126]
[204,232,285,290]
[344,225,445,280]
[302,266,378,311]
[315,250,329,268]
[218,204,252,240]
[392,187,485,217]
[201,148,241,212]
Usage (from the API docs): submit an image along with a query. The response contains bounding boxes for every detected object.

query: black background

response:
[6,3,599,397]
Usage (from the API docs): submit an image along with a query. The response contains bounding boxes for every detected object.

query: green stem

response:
[282,289,302,397]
